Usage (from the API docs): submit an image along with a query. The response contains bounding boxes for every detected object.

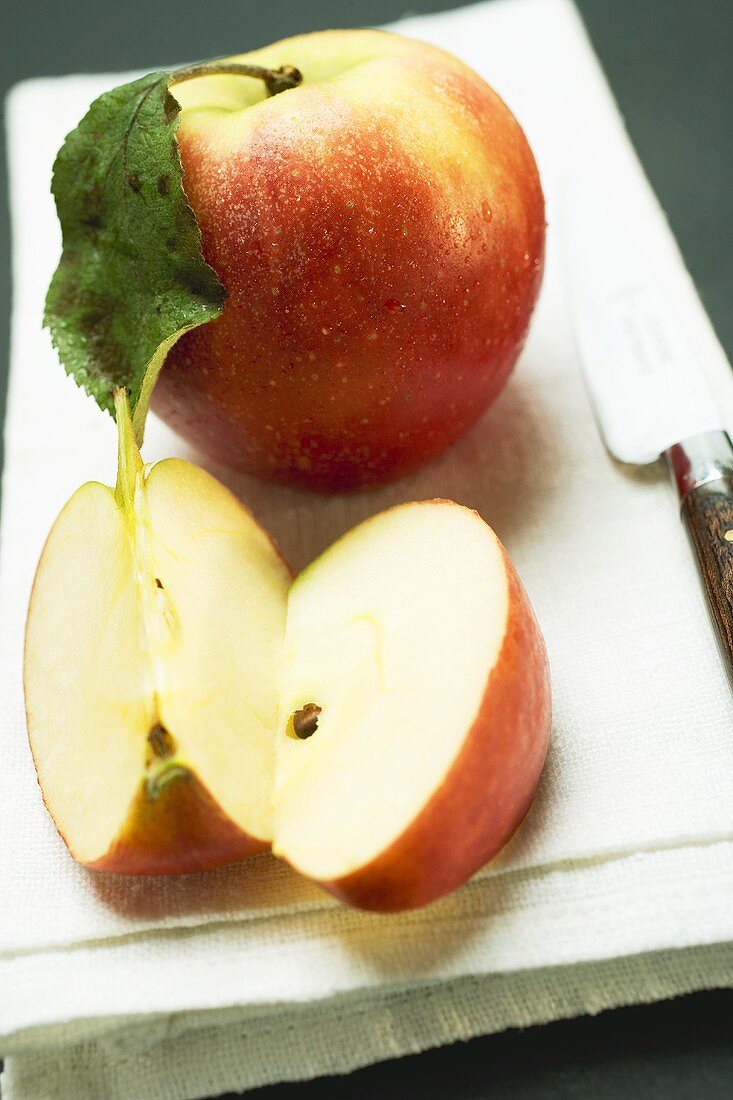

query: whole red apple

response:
[153,30,545,490]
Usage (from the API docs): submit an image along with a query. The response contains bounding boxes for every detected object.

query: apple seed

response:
[147,722,174,760]
[292,703,322,740]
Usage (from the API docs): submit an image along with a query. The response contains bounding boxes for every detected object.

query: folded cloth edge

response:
[3,941,732,1100]
[2,839,732,1051]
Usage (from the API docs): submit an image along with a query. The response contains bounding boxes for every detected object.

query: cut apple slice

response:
[272,500,550,911]
[24,393,290,873]
[25,402,549,903]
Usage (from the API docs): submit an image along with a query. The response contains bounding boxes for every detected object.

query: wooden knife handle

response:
[666,431,733,691]
[680,476,733,685]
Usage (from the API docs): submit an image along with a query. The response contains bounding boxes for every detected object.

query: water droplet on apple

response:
[385,298,405,313]
[482,202,493,221]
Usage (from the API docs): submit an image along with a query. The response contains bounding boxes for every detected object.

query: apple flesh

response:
[275,500,550,910]
[25,409,550,903]
[153,29,545,491]
[24,398,291,873]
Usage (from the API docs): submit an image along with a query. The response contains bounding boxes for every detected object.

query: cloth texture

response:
[2,0,733,1096]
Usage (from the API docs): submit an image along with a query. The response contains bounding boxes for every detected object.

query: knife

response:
[560,179,733,689]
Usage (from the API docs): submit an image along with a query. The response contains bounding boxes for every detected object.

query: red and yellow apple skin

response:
[153,30,545,491]
[84,774,269,876]
[315,551,550,911]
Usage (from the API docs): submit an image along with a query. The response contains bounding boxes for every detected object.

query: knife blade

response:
[560,177,733,690]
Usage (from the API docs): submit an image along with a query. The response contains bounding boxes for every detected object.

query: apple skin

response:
[85,772,268,876]
[153,29,545,491]
[314,546,550,911]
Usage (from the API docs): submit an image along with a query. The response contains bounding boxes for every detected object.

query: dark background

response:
[2,1,732,1097]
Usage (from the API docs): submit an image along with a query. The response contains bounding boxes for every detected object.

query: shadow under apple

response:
[159,363,571,577]
[86,849,329,923]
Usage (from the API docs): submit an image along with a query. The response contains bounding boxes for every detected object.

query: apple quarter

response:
[25,413,550,905]
[273,500,551,910]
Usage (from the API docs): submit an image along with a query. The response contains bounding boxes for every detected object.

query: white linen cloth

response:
[2,0,733,1096]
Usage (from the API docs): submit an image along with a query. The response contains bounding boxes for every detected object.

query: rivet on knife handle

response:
[666,430,733,688]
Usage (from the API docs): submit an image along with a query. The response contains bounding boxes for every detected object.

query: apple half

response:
[24,397,550,908]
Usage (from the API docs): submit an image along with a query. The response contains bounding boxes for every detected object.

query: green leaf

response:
[44,71,226,441]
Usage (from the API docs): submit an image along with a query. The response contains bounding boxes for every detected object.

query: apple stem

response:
[114,387,144,511]
[169,62,303,98]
